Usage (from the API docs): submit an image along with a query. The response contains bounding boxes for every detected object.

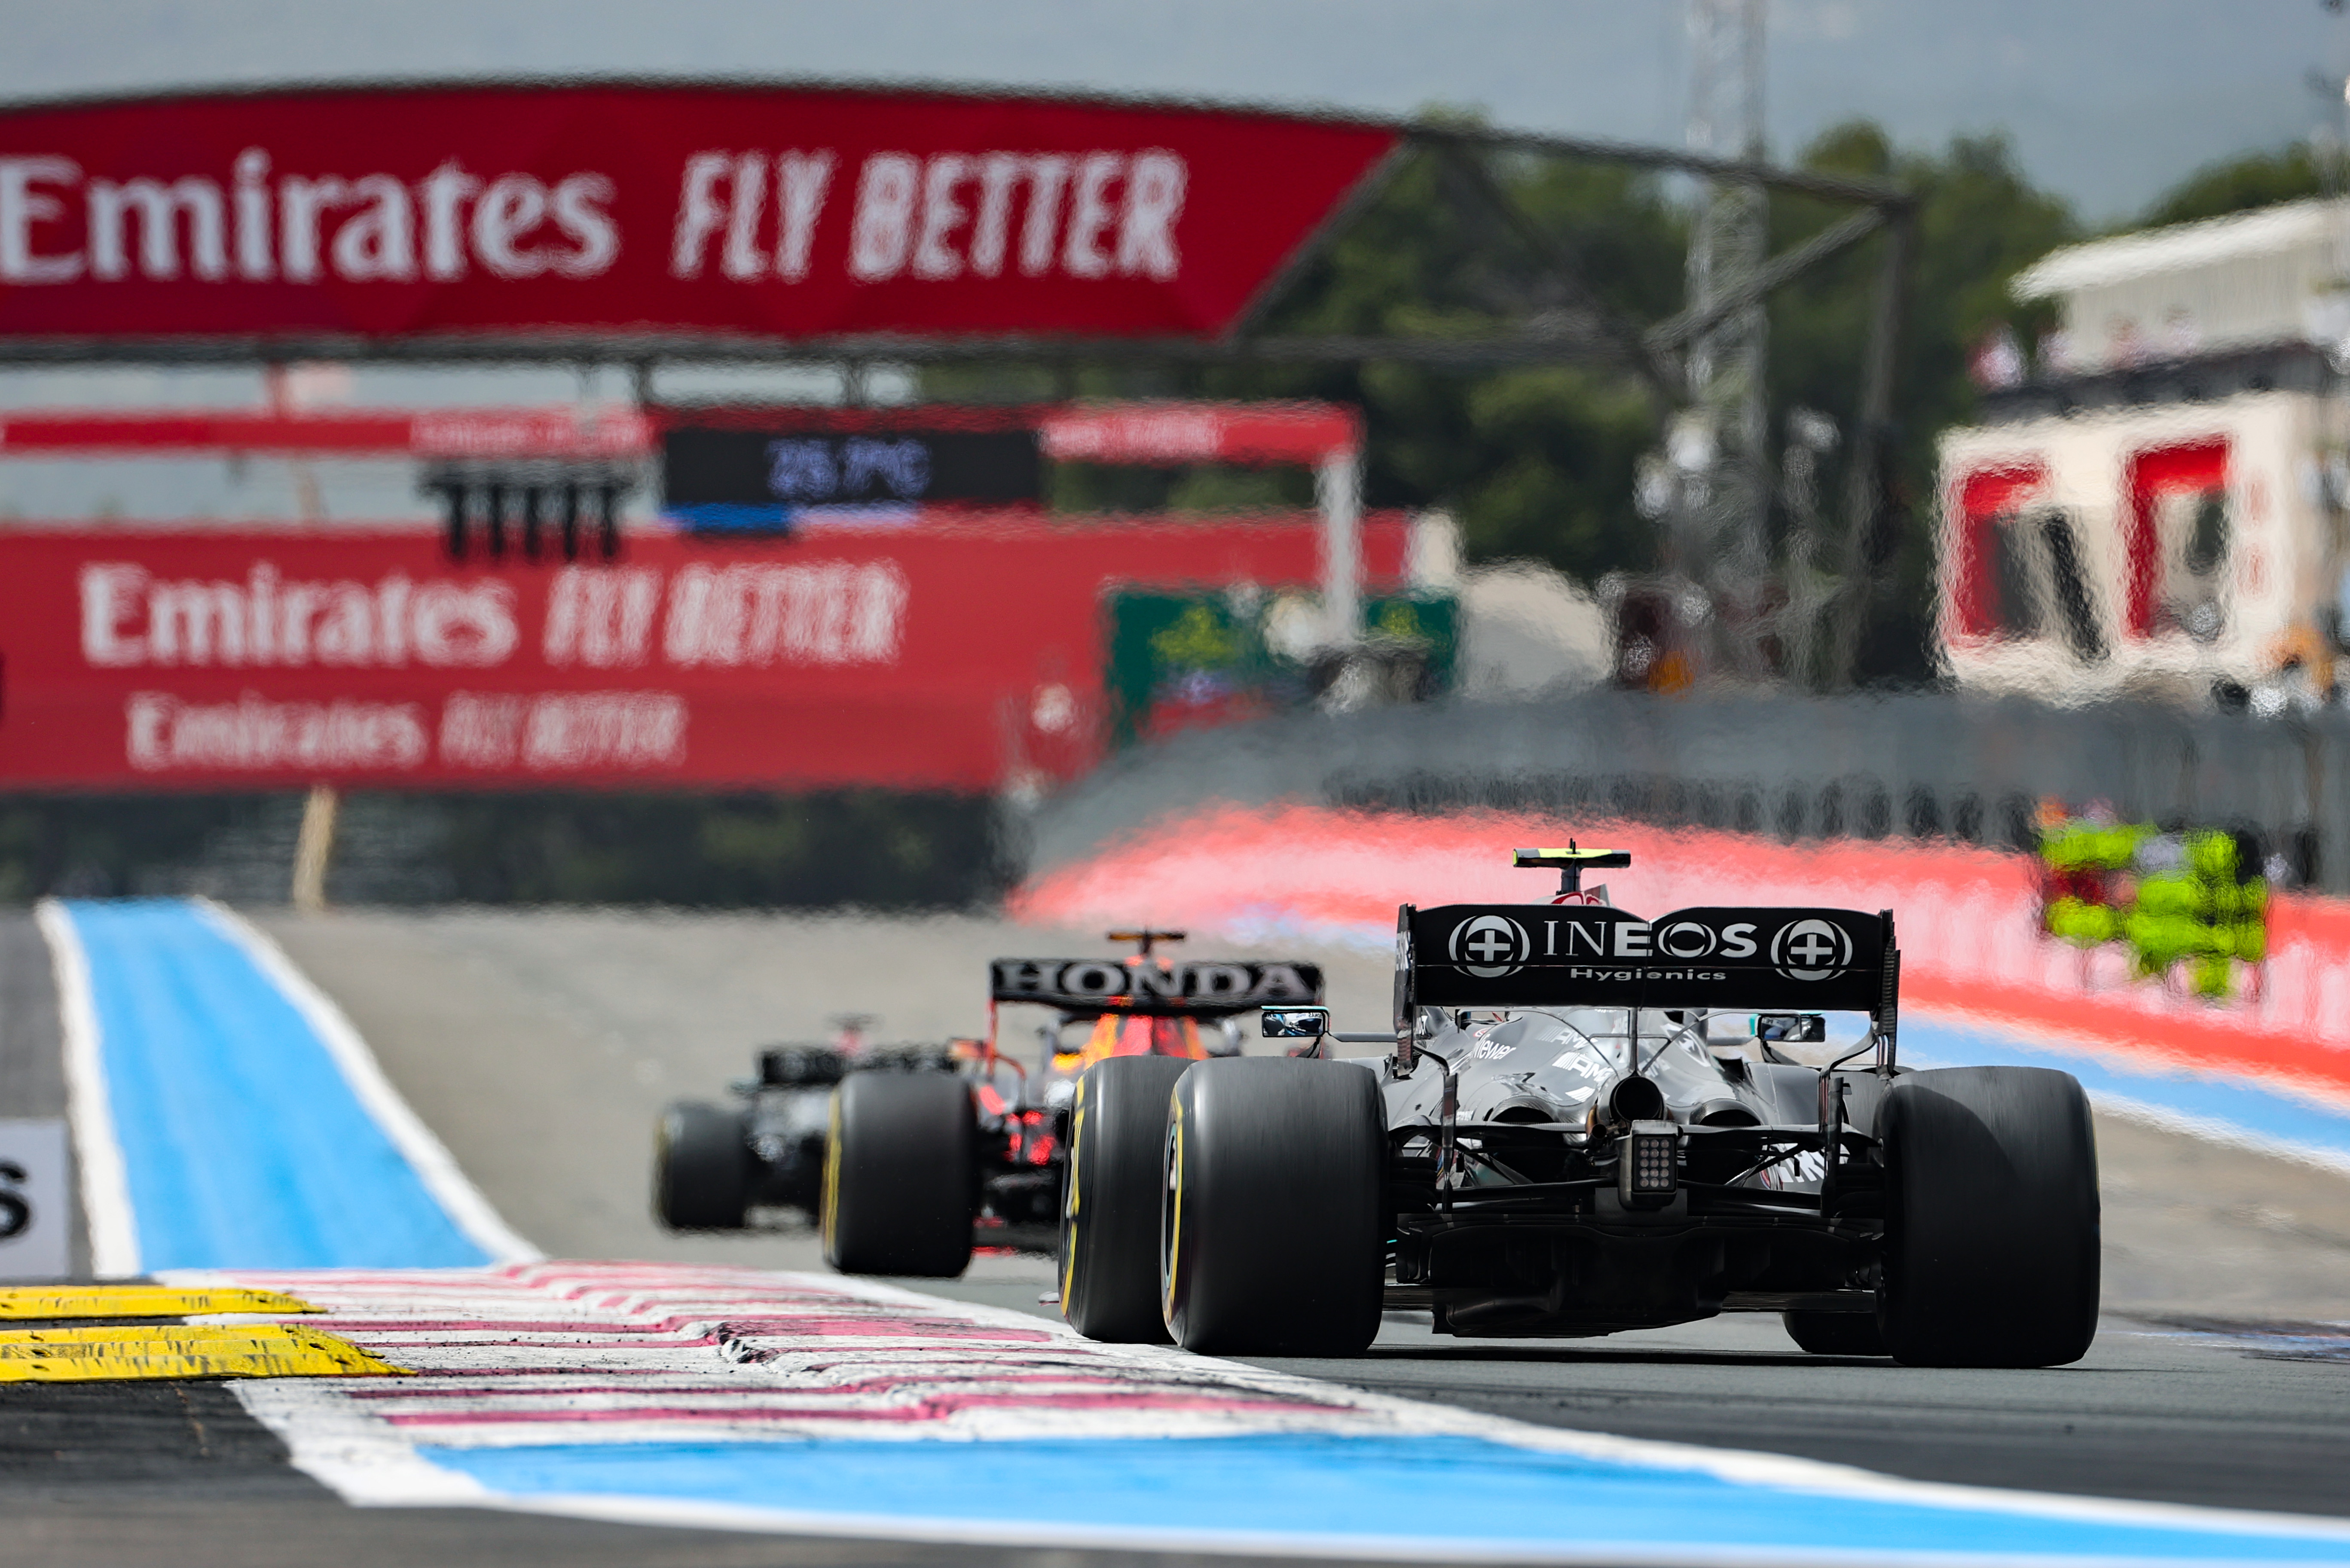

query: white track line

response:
[196,900,542,1265]
[34,899,139,1278]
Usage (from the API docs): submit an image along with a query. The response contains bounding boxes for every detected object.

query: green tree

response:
[2142,142,2333,228]
[1241,145,1686,580]
[926,119,2083,683]
[1765,123,2077,680]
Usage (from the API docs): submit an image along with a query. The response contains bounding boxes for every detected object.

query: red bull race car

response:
[819,932,1323,1277]
[1055,846,2102,1368]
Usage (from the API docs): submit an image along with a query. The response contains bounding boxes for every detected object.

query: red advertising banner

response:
[0,405,652,456]
[0,518,1408,791]
[0,84,1400,346]
[1039,401,1361,465]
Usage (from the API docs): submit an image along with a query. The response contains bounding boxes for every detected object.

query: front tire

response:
[1060,1056,1189,1342]
[1161,1057,1384,1356]
[654,1101,750,1230]
[822,1071,975,1277]
[1879,1066,2099,1367]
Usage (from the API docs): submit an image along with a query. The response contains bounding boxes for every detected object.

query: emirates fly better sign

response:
[0,83,1400,344]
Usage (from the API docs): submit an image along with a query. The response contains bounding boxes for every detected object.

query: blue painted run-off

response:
[1904,1014,2350,1170]
[63,899,490,1272]
[429,1435,2350,1561]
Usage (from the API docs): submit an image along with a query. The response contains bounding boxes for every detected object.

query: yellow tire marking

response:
[0,1286,318,1321]
[821,1090,845,1254]
[1060,1081,1088,1312]
[0,1324,406,1382]
[1162,1104,1184,1321]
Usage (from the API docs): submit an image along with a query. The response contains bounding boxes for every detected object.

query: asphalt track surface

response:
[6,906,2350,1566]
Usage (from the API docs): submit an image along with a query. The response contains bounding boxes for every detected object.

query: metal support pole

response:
[291,783,339,914]
[1825,211,1914,690]
[1680,0,1772,678]
[1317,448,1363,645]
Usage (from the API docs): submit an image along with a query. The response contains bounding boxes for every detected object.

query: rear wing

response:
[991,958,1324,1016]
[1397,901,1898,1028]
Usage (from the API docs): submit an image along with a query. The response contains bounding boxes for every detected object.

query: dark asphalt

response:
[1267,1311,2350,1521]
[909,1273,2350,1523]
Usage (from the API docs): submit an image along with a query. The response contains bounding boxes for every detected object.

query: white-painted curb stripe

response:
[194,900,542,1266]
[219,1263,2350,1559]
[34,899,139,1279]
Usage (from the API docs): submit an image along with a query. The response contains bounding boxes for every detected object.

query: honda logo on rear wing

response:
[990,958,1323,1015]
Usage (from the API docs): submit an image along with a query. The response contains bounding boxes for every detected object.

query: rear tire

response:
[1783,1310,1888,1355]
[822,1071,975,1277]
[1060,1056,1189,1342]
[654,1101,750,1230]
[1161,1057,1384,1356]
[1879,1066,2100,1368]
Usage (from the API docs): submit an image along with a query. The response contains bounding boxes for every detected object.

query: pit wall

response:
[1012,802,2350,1105]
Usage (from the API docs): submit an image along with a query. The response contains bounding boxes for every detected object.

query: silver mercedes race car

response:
[1057,845,2100,1369]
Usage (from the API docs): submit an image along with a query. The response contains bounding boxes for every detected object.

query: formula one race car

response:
[1057,847,2102,1368]
[819,933,1324,1278]
[654,1017,950,1230]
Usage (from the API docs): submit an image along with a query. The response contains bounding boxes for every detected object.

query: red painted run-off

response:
[1012,803,2350,1098]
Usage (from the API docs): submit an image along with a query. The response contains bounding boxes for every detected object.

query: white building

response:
[1936,200,2350,708]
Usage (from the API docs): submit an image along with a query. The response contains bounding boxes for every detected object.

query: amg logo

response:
[990,959,1320,1007]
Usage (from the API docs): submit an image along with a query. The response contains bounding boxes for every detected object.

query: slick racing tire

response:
[654,1101,751,1231]
[1879,1066,2100,1368]
[822,1071,976,1278]
[1782,1310,1888,1356]
[1060,1055,1189,1343]
[1161,1057,1384,1356]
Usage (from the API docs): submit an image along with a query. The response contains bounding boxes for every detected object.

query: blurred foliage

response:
[929,117,2088,684]
[0,792,1003,908]
[2140,142,2334,228]
[1764,123,2077,680]
[1202,143,1685,584]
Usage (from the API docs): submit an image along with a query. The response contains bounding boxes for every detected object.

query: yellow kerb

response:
[0,1323,406,1382]
[0,1286,319,1321]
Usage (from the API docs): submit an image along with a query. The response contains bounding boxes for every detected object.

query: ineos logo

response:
[1655,919,1717,959]
[1772,918,1852,981]
[1450,915,1530,978]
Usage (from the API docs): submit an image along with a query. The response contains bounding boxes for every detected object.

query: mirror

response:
[1259,1006,1331,1040]
[1756,1013,1827,1043]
